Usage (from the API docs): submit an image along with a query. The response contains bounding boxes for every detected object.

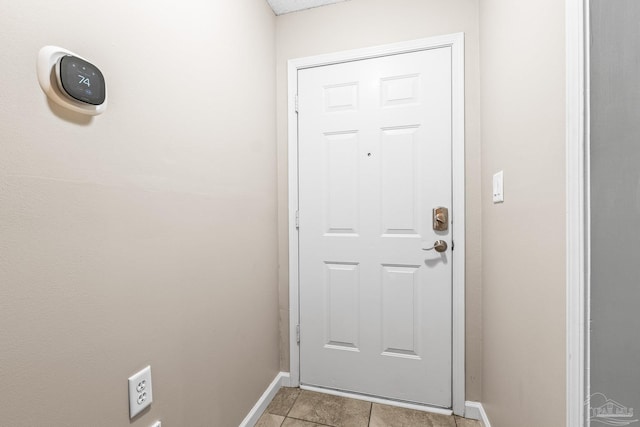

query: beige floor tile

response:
[281,418,327,427]
[267,387,302,416]
[454,416,482,427]
[288,390,371,427]
[255,413,286,427]
[369,403,457,427]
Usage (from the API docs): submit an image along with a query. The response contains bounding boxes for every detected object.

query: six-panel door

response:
[298,47,453,407]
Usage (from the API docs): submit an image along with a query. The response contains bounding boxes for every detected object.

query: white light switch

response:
[493,170,504,203]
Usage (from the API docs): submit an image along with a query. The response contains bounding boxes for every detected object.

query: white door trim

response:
[287,33,466,415]
[566,0,589,426]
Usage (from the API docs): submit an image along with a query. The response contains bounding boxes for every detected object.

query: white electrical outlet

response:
[128,366,153,418]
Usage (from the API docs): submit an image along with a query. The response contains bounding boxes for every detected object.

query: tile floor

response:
[255,388,482,427]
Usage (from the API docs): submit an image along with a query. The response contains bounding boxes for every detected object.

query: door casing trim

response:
[566,0,589,426]
[287,33,466,416]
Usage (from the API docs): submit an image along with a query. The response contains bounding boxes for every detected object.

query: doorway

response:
[287,34,466,414]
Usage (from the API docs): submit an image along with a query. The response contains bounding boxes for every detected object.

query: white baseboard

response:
[465,401,492,427]
[300,385,453,416]
[239,372,290,427]
[280,372,292,387]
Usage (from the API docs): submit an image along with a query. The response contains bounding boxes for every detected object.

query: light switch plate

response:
[493,170,504,203]
[128,366,153,418]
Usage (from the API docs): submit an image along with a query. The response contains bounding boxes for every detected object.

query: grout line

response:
[285,387,303,418]
[284,389,339,427]
[285,415,334,426]
[281,387,464,427]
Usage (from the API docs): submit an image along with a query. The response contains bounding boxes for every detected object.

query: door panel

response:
[325,132,359,234]
[381,264,421,358]
[325,262,360,350]
[298,47,452,407]
[381,126,420,235]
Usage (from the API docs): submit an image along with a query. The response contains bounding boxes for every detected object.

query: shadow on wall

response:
[46,97,93,126]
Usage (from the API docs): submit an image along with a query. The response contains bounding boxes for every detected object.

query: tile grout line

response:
[265,387,302,426]
[280,388,467,427]
[285,415,334,427]
[284,389,354,427]
[284,388,303,418]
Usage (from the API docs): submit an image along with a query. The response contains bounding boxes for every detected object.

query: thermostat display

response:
[37,46,107,116]
[57,55,105,106]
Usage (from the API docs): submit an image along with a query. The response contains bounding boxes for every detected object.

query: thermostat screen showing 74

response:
[58,55,106,106]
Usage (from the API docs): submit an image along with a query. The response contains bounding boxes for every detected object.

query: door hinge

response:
[295,210,299,229]
[295,94,299,113]
[452,240,455,251]
[296,325,300,344]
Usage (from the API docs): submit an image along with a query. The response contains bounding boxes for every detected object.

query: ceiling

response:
[266,0,349,15]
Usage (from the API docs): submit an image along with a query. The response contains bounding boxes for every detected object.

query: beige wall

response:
[0,1,278,426]
[275,0,484,400]
[479,1,566,426]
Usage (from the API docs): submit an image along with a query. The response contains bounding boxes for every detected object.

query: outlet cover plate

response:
[128,366,153,418]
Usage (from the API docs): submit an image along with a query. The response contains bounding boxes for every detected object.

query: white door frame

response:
[287,33,466,415]
[566,0,589,426]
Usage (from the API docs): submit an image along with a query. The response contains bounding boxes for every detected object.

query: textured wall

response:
[479,1,566,426]
[275,0,483,401]
[0,1,278,425]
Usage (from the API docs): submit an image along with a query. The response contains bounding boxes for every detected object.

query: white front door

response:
[297,47,453,408]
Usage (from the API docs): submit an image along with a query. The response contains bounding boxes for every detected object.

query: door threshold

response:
[299,384,453,416]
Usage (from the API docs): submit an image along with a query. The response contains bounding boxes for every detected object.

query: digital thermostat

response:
[37,46,107,115]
